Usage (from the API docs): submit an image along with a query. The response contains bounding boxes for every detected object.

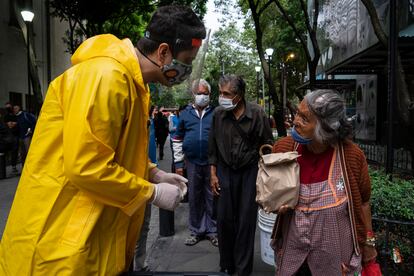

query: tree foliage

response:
[210,0,308,135]
[49,0,207,53]
[203,20,262,106]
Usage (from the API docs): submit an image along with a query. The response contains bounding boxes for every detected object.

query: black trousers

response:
[156,136,167,159]
[216,163,258,276]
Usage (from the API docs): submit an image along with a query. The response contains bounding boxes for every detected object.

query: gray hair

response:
[218,74,246,98]
[192,79,211,93]
[305,89,352,145]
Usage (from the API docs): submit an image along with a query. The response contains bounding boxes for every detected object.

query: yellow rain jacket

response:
[0,34,155,275]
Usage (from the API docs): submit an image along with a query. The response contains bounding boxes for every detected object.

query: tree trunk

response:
[274,106,286,137]
[308,58,319,90]
[396,55,412,125]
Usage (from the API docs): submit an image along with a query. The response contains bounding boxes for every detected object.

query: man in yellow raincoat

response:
[0,5,205,275]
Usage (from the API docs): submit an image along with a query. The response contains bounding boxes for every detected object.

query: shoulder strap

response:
[338,141,360,254]
[293,141,299,151]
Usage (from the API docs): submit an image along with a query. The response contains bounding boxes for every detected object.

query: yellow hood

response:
[71,34,145,88]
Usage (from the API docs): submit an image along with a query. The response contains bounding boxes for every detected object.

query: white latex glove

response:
[151,183,182,211]
[151,169,188,198]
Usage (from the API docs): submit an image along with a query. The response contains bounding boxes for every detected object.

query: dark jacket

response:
[208,102,274,170]
[154,113,169,141]
[0,123,16,152]
[172,105,215,168]
[15,111,36,139]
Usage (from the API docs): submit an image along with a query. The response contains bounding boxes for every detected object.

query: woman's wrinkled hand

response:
[362,244,378,264]
[277,205,291,215]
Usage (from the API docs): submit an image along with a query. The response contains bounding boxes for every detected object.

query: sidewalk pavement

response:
[0,165,21,239]
[145,139,275,275]
[0,140,275,275]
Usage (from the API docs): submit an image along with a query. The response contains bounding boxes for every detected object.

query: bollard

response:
[159,208,174,236]
[0,153,6,179]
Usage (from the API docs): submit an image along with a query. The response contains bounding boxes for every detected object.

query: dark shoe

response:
[184,235,202,246]
[220,267,235,275]
[138,266,150,272]
[208,236,218,247]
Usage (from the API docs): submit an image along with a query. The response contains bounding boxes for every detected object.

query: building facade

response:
[309,0,414,173]
[0,0,71,112]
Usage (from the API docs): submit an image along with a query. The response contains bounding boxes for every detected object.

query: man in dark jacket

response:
[4,103,19,172]
[209,75,273,276]
[172,79,217,247]
[13,105,36,165]
[154,109,169,160]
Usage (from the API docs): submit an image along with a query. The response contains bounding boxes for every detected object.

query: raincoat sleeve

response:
[63,64,154,216]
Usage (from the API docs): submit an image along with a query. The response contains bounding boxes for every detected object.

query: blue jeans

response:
[186,161,217,237]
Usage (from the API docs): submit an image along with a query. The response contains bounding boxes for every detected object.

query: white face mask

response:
[219,95,238,110]
[195,94,210,107]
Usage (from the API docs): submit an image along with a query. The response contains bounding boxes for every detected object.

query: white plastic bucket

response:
[257,208,277,266]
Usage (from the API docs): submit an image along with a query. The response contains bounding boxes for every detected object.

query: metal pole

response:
[262,70,265,108]
[159,209,175,236]
[268,60,271,119]
[282,63,287,118]
[256,71,259,104]
[386,0,397,176]
[27,22,31,112]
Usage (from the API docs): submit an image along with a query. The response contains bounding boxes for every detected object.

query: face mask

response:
[219,95,238,111]
[195,94,210,107]
[291,126,312,145]
[136,47,192,86]
[161,59,192,86]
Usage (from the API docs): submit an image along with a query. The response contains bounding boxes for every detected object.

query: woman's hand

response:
[362,244,378,264]
[277,205,291,215]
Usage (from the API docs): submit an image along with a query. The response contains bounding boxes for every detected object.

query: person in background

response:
[172,79,217,247]
[209,75,273,275]
[3,102,19,173]
[271,89,377,276]
[169,110,179,138]
[169,105,186,173]
[0,5,205,275]
[154,108,169,160]
[13,105,36,166]
[0,108,16,161]
[148,105,158,165]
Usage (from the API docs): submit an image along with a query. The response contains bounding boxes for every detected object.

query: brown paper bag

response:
[256,145,300,213]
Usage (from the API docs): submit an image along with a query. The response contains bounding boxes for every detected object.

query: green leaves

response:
[49,0,207,54]
[370,168,414,221]
[369,168,414,273]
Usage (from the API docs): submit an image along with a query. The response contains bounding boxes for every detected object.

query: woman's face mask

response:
[291,126,313,145]
[219,95,238,111]
[161,59,192,86]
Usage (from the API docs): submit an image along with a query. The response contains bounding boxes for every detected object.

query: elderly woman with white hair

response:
[271,90,377,276]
